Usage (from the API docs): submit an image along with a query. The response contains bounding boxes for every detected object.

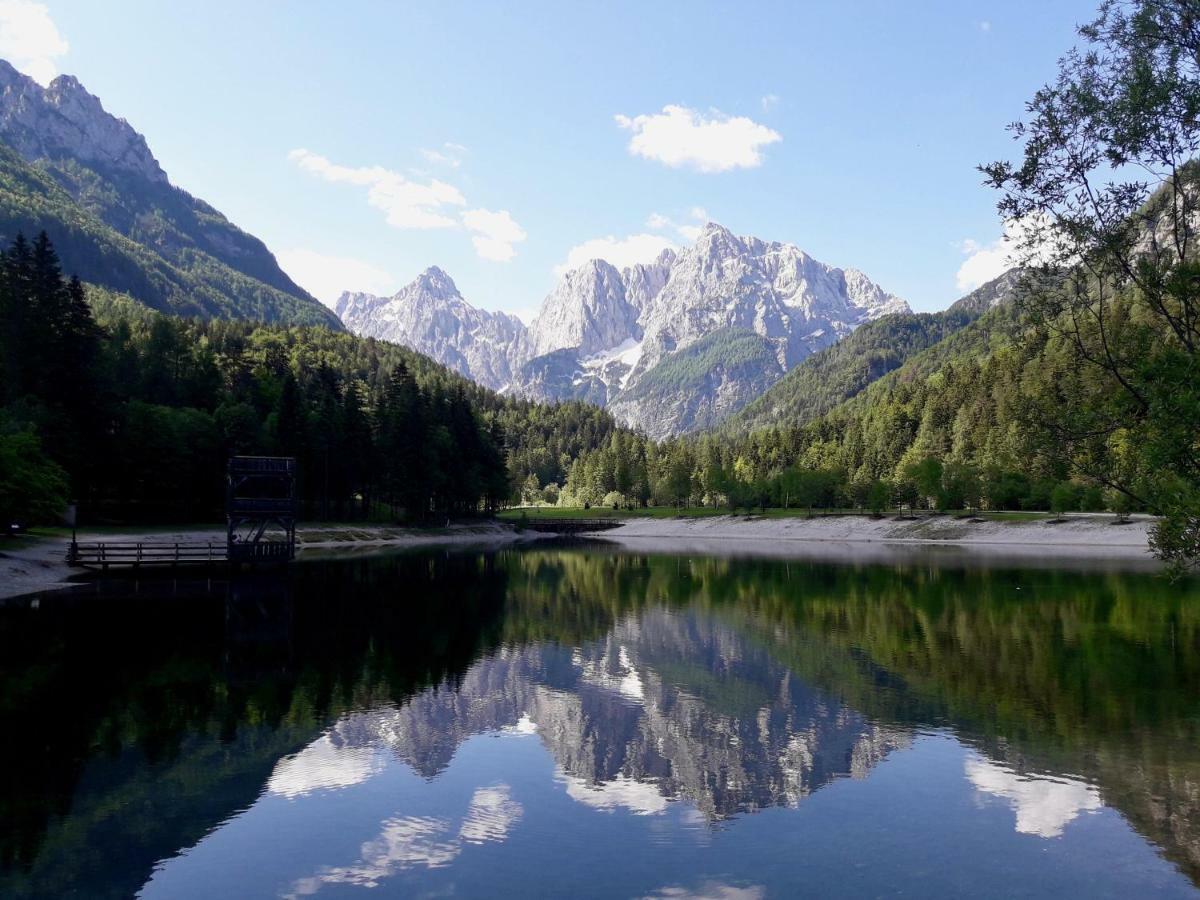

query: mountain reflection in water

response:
[276,607,909,821]
[1,547,1199,898]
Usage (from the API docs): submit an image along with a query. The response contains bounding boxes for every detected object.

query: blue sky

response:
[2,0,1099,317]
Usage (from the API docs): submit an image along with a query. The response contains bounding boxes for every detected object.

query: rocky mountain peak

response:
[528,258,639,358]
[947,267,1022,316]
[0,59,167,183]
[46,73,86,94]
[333,290,383,322]
[414,265,458,297]
[696,220,735,241]
[689,221,744,262]
[337,267,528,390]
[336,222,909,435]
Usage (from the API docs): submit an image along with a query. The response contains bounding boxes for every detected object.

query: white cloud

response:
[420,141,468,168]
[286,815,460,896]
[956,215,1067,292]
[560,771,668,816]
[615,105,781,173]
[760,93,780,112]
[267,734,386,797]
[462,207,526,262]
[457,784,523,844]
[285,782,522,898]
[290,149,527,262]
[956,234,1012,292]
[289,148,465,229]
[965,756,1101,838]
[0,0,68,86]
[556,233,677,275]
[277,248,396,307]
[646,207,710,242]
[644,884,765,900]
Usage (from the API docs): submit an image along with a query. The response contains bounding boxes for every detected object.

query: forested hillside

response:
[0,232,624,523]
[0,143,338,329]
[724,270,1020,434]
[553,275,1119,518]
[607,328,783,436]
[0,61,338,328]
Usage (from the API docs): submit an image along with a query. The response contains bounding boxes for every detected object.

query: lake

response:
[2,545,1199,898]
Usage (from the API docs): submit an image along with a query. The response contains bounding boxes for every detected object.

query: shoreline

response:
[0,513,1164,600]
[579,513,1161,572]
[0,522,539,601]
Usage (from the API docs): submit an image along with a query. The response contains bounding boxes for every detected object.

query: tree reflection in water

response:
[1,547,1198,897]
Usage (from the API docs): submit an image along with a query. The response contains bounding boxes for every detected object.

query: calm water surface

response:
[2,546,1200,898]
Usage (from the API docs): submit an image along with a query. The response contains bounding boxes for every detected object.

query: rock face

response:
[946,267,1022,316]
[336,267,527,389]
[607,329,785,438]
[527,259,642,359]
[0,59,337,327]
[335,224,907,434]
[0,62,166,183]
[634,223,907,375]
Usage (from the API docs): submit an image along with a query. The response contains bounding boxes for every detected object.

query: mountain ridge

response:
[723,268,1022,434]
[0,59,339,328]
[334,265,527,387]
[337,223,910,436]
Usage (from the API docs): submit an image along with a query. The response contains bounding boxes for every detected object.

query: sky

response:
[0,0,1101,318]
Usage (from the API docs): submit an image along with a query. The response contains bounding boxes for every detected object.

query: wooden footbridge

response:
[68,456,297,570]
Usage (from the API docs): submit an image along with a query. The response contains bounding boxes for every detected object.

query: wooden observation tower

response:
[226,456,297,564]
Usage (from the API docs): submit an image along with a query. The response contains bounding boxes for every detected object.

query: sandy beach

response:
[582,513,1161,572]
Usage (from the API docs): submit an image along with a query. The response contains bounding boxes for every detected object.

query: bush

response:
[867,479,890,515]
[0,422,70,524]
[984,470,1030,510]
[1108,490,1133,522]
[602,491,626,509]
[1079,485,1105,511]
[1050,481,1080,518]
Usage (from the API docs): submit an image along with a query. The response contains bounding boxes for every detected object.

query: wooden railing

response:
[228,497,296,515]
[68,541,227,568]
[228,456,295,475]
[228,541,294,561]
